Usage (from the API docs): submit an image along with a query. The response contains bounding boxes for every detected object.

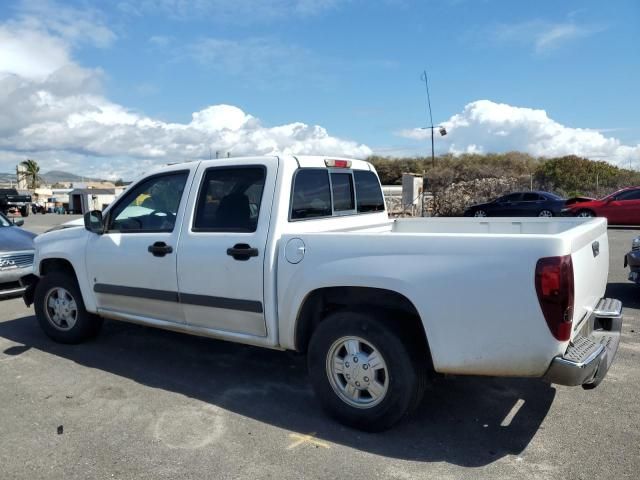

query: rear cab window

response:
[290,167,385,221]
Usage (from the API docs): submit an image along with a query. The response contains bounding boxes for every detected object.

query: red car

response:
[563,186,640,225]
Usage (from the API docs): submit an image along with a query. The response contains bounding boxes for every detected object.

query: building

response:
[16,164,27,190]
[68,187,126,214]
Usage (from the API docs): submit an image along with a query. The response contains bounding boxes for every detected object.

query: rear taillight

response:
[535,255,574,341]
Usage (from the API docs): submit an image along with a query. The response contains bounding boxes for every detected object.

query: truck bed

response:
[278,216,609,376]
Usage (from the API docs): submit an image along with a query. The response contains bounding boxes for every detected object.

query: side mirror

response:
[14,218,24,227]
[84,210,104,234]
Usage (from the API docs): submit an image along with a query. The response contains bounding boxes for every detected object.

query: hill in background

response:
[41,170,103,184]
[0,170,105,185]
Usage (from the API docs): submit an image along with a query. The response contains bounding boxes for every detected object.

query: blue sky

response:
[0,0,638,178]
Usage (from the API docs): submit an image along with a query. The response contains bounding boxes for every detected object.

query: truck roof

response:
[161,155,373,173]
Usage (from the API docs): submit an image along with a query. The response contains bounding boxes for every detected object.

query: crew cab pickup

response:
[22,155,623,431]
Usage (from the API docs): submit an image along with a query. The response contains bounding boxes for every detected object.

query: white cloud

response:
[14,0,116,48]
[0,6,370,180]
[398,100,640,167]
[534,24,590,52]
[494,20,604,53]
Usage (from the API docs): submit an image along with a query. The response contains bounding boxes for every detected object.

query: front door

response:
[177,159,277,337]
[86,168,192,323]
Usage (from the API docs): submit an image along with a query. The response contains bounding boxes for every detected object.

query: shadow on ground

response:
[0,315,555,467]
[606,282,640,310]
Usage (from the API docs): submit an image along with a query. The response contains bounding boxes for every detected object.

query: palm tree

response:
[17,159,43,189]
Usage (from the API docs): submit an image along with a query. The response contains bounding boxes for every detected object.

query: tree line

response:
[367,153,640,199]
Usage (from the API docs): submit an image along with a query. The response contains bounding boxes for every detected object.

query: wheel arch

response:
[37,256,97,312]
[293,286,432,362]
[40,257,76,278]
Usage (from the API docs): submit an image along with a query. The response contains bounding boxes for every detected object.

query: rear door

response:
[177,158,278,337]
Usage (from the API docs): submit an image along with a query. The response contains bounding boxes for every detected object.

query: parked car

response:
[624,236,640,284]
[464,191,566,217]
[0,211,35,300]
[562,187,640,225]
[0,188,32,217]
[21,155,622,431]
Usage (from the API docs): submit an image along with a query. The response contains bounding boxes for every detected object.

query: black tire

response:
[34,271,103,344]
[538,209,553,217]
[576,209,595,218]
[473,209,488,217]
[307,310,429,432]
[20,206,29,217]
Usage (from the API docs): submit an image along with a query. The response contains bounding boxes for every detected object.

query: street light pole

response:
[420,71,447,216]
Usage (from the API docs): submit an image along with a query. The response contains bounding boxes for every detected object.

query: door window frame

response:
[104,170,190,234]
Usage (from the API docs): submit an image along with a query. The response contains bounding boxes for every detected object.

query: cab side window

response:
[522,193,541,202]
[615,190,640,201]
[504,193,522,202]
[193,167,266,232]
[108,172,188,233]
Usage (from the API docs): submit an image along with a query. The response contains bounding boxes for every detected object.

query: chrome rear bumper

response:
[543,298,622,389]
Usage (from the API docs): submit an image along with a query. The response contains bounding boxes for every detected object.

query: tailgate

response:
[570,220,609,331]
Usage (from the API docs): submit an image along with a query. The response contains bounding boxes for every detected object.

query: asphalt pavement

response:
[0,215,638,479]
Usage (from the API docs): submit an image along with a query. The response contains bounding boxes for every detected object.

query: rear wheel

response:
[538,209,553,217]
[576,209,595,218]
[474,209,488,217]
[307,310,429,431]
[34,271,103,344]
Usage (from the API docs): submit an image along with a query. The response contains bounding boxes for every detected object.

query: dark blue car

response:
[464,191,566,218]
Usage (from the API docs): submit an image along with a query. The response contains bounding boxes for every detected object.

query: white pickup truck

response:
[22,155,623,431]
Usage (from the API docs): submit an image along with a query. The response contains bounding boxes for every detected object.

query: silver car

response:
[0,212,35,300]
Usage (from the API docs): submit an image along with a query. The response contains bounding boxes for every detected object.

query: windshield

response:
[0,212,11,227]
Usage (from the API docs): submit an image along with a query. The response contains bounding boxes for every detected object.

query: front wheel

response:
[538,209,553,217]
[20,206,29,217]
[307,311,429,431]
[473,209,488,217]
[34,271,103,344]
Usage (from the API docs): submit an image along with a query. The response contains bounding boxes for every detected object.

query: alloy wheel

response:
[326,336,389,409]
[44,287,78,331]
